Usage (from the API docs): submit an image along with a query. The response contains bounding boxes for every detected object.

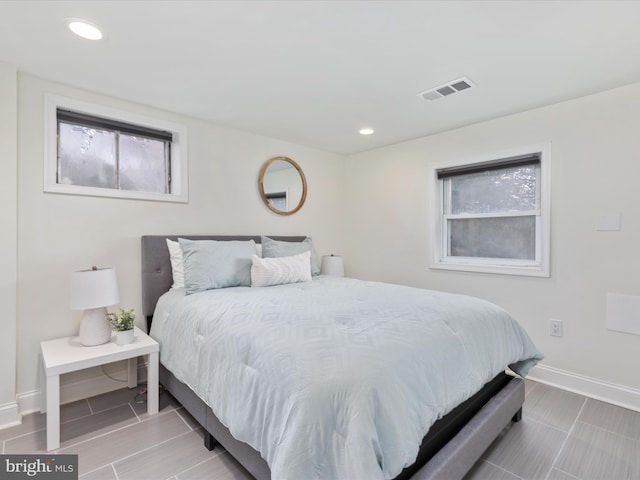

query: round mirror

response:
[258,156,307,216]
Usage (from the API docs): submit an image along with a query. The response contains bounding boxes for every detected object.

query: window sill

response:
[430,259,549,278]
[44,183,188,204]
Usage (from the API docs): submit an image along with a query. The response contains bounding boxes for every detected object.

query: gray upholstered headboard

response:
[141,235,307,330]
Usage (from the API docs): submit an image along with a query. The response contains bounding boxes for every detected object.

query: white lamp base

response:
[79,307,112,346]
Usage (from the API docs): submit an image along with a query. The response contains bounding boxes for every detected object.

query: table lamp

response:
[70,266,120,346]
[321,254,344,277]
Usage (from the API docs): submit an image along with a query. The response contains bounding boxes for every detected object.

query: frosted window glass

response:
[119,134,167,193]
[449,166,537,214]
[58,123,116,188]
[448,216,536,259]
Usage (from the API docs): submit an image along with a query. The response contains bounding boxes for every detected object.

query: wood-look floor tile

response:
[175,406,202,431]
[523,383,585,432]
[524,378,538,397]
[463,459,522,480]
[0,412,46,442]
[114,429,219,480]
[87,385,178,418]
[578,398,640,440]
[5,404,137,454]
[61,404,138,446]
[546,468,580,480]
[177,450,253,480]
[481,417,567,480]
[87,386,140,413]
[3,428,47,455]
[555,421,640,480]
[61,399,92,422]
[79,465,118,480]
[133,390,180,419]
[60,410,190,476]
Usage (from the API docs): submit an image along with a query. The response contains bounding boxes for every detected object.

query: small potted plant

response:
[106,308,136,345]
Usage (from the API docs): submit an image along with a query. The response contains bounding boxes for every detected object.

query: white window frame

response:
[430,143,551,277]
[44,94,188,203]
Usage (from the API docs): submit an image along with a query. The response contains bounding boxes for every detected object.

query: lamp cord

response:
[101,365,127,383]
[135,384,166,404]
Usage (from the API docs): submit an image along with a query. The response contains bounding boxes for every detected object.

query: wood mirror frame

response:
[258,156,307,216]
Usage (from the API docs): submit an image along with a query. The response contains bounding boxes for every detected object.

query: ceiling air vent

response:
[418,77,475,102]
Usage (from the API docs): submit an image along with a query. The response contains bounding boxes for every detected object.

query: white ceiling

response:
[2,1,640,155]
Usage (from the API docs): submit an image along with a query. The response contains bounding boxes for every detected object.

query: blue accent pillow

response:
[179,238,256,294]
[260,236,320,276]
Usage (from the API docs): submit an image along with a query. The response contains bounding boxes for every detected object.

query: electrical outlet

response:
[550,319,563,337]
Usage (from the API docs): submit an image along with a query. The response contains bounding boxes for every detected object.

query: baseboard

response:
[16,391,39,417]
[0,401,21,430]
[528,364,640,413]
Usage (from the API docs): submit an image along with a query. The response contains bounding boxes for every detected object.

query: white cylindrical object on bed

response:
[320,255,344,277]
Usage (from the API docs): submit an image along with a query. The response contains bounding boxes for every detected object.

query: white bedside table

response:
[40,326,159,451]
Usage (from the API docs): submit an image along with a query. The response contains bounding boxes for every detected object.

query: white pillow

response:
[251,251,312,287]
[166,238,185,289]
[261,236,320,275]
[256,243,263,257]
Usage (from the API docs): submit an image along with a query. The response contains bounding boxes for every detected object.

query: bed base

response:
[160,364,524,480]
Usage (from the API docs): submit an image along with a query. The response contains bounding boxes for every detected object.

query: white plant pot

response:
[116,329,134,346]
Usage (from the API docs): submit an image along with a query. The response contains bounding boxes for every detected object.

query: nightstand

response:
[40,326,159,451]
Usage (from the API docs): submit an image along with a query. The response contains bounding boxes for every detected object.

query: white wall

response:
[0,62,18,425]
[14,73,345,408]
[344,82,640,402]
[9,68,640,423]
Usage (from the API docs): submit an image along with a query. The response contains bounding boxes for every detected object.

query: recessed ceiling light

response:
[359,128,374,135]
[67,19,103,40]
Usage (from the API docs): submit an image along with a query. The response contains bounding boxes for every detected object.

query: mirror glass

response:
[258,156,307,215]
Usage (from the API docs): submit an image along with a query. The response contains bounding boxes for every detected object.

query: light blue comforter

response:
[151,276,542,480]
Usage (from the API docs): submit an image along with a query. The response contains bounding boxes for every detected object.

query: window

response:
[431,145,550,277]
[45,94,188,202]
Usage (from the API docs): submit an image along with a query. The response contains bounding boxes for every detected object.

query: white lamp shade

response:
[70,267,120,310]
[321,255,344,277]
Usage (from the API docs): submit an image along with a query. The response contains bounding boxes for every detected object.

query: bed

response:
[141,235,542,480]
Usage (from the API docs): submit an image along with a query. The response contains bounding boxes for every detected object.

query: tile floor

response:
[1,380,638,480]
[465,380,640,480]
